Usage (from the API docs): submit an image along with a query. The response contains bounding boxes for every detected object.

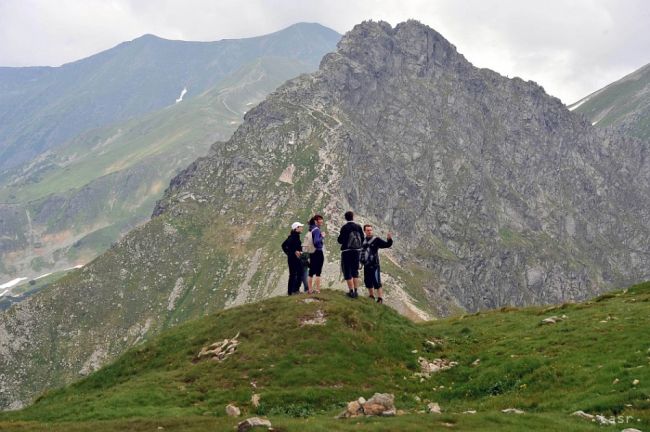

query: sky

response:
[0,0,649,104]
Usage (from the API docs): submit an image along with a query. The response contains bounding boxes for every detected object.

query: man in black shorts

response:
[308,215,326,294]
[337,211,364,298]
[361,224,393,304]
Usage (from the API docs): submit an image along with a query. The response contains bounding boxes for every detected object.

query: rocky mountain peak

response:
[326,20,465,80]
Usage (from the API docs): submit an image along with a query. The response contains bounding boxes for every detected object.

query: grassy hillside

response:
[0,23,340,170]
[570,62,650,140]
[2,282,648,431]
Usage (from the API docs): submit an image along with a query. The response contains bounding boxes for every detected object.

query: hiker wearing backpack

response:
[307,215,326,294]
[337,211,364,298]
[360,224,393,304]
[281,222,304,296]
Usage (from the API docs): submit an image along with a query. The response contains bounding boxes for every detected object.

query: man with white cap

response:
[281,221,304,295]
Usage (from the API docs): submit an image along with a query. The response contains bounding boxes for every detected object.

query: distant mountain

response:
[0,24,340,286]
[0,22,340,171]
[2,20,649,411]
[569,62,650,140]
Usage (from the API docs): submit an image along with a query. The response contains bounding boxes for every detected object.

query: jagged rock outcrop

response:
[1,19,649,410]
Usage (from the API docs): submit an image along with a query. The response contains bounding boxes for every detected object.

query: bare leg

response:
[314,276,321,293]
[368,288,375,298]
[308,276,313,294]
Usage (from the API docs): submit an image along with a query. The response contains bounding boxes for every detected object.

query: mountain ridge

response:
[0,22,341,170]
[1,19,649,412]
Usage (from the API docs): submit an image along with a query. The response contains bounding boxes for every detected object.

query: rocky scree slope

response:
[1,19,649,410]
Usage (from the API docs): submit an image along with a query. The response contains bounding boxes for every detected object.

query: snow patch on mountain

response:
[175,87,188,103]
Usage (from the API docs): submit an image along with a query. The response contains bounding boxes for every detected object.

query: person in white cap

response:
[281,221,304,295]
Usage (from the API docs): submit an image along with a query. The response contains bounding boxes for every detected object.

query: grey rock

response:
[237,417,272,432]
[502,408,524,414]
[226,404,241,417]
[571,410,594,420]
[427,402,442,414]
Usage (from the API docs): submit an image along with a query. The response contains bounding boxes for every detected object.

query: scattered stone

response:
[463,410,477,414]
[364,393,396,416]
[425,338,445,349]
[196,332,240,362]
[571,410,594,420]
[595,414,615,425]
[613,378,620,384]
[472,358,481,366]
[300,309,327,326]
[226,404,241,417]
[502,408,524,414]
[416,357,458,378]
[541,315,567,325]
[621,428,643,432]
[301,297,320,303]
[237,417,272,432]
[338,393,396,418]
[633,379,640,385]
[427,402,442,414]
[251,394,260,408]
[343,400,363,418]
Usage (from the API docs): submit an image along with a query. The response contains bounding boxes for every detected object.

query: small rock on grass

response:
[226,404,241,417]
[251,394,260,408]
[237,417,272,432]
[427,402,442,414]
[571,410,594,420]
[501,408,524,414]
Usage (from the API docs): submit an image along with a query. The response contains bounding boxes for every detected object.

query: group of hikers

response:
[281,211,393,304]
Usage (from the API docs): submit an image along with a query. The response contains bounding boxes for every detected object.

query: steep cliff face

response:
[1,20,649,410]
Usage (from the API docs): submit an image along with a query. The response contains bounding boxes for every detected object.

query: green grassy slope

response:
[571,63,650,140]
[0,23,340,171]
[2,282,648,431]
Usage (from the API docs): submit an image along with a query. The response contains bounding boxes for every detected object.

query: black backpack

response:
[360,237,377,266]
[346,224,363,250]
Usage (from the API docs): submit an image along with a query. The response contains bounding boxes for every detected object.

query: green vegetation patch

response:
[1,282,648,431]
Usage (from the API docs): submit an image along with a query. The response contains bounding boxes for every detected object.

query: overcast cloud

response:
[0,0,648,103]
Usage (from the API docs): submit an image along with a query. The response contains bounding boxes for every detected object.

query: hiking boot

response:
[346,290,354,298]
[352,290,359,298]
[369,295,375,300]
[377,297,383,304]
